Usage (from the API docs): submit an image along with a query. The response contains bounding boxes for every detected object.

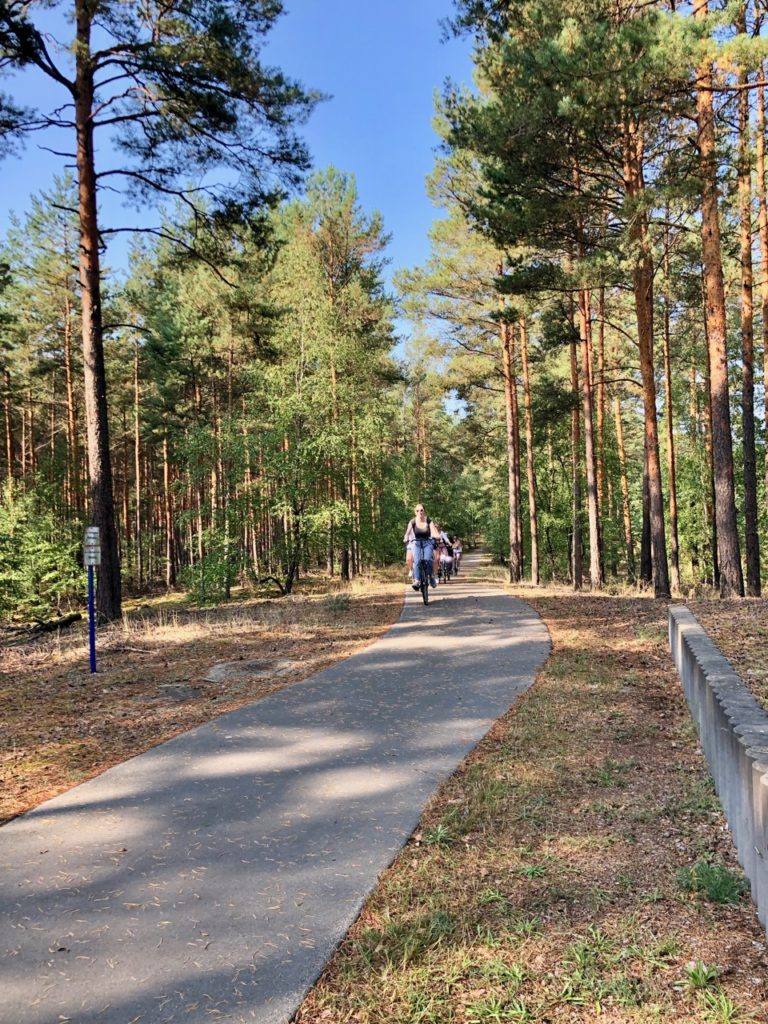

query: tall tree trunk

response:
[63,291,79,514]
[2,369,12,483]
[519,319,539,585]
[694,0,744,596]
[25,389,35,476]
[613,388,636,582]
[702,297,720,587]
[577,288,603,589]
[75,0,121,619]
[571,161,602,590]
[662,214,681,594]
[640,443,653,587]
[121,406,130,568]
[133,339,143,589]
[350,409,360,576]
[501,317,523,581]
[510,325,524,576]
[163,429,176,589]
[570,323,583,590]
[623,113,670,598]
[241,396,259,578]
[49,372,57,485]
[756,68,768,508]
[596,287,606,518]
[738,38,761,595]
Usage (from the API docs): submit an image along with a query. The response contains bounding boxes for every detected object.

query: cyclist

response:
[435,526,454,582]
[452,536,463,574]
[404,504,440,590]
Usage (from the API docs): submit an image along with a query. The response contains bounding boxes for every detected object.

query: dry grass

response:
[295,575,768,1024]
[686,597,768,711]
[0,570,405,824]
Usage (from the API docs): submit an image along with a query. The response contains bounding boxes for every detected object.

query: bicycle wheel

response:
[420,559,430,604]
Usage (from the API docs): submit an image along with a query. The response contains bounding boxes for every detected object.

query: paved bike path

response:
[0,560,550,1023]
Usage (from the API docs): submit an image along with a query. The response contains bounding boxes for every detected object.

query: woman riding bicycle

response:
[404,503,440,590]
[435,526,454,582]
[452,536,463,574]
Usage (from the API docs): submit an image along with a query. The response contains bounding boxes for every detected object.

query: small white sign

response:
[83,526,101,567]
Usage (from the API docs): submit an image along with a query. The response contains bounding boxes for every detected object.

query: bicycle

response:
[438,556,452,584]
[413,538,433,605]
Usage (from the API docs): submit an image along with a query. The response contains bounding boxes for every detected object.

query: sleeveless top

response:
[410,516,432,540]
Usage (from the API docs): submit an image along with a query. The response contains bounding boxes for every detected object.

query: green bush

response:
[178,532,237,604]
[0,482,84,621]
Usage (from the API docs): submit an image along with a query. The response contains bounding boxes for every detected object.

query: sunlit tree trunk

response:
[570,320,583,591]
[62,291,79,513]
[520,318,539,585]
[3,370,12,483]
[694,0,744,596]
[510,325,524,575]
[702,303,720,587]
[75,0,121,619]
[501,315,523,582]
[133,339,143,588]
[622,113,670,597]
[25,388,35,476]
[757,70,768,508]
[613,388,635,583]
[640,443,652,587]
[48,372,56,485]
[596,287,606,518]
[738,35,761,595]
[163,428,176,589]
[577,288,602,589]
[662,215,681,594]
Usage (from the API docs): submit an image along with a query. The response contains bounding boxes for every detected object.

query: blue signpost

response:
[83,526,100,673]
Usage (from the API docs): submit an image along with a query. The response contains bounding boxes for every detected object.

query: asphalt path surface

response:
[0,556,550,1023]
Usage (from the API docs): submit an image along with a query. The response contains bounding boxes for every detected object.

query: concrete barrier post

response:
[669,605,768,939]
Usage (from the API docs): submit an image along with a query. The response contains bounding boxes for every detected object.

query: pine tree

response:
[0,0,318,619]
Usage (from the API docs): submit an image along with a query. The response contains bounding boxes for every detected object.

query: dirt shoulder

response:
[296,582,768,1024]
[0,574,404,825]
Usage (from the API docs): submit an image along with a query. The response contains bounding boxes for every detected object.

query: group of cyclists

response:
[403,503,463,591]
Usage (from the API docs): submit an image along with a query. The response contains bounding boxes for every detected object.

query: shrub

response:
[0,482,84,621]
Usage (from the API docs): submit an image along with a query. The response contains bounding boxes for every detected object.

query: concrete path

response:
[0,557,550,1024]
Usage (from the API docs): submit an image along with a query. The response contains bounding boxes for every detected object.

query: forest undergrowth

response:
[295,573,768,1024]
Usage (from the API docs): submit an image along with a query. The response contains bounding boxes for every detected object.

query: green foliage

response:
[423,823,455,847]
[676,860,748,904]
[686,960,720,992]
[0,483,84,621]
[178,530,237,605]
[355,910,456,969]
[0,1,319,222]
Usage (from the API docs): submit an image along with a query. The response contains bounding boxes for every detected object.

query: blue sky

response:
[0,1,474,301]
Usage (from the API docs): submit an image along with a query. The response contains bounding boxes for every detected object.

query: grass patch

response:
[355,910,456,969]
[676,860,749,904]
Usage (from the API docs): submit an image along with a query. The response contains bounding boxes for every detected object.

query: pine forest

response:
[5,0,768,622]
